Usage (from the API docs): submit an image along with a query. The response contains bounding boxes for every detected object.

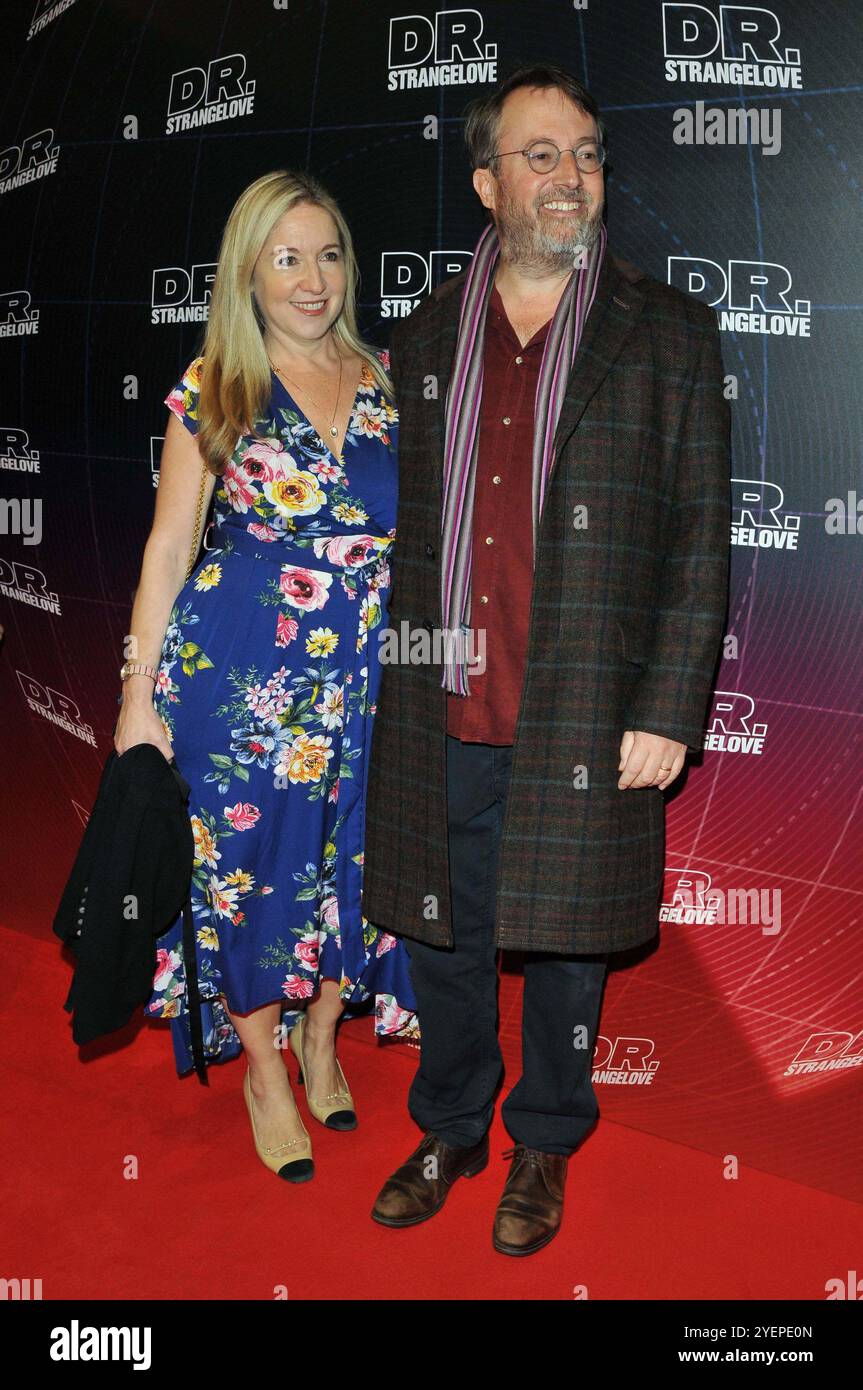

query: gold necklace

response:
[268,351,343,438]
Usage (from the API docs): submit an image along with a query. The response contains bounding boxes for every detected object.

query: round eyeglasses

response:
[492,139,606,175]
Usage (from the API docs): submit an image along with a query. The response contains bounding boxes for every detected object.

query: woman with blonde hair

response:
[114,169,417,1182]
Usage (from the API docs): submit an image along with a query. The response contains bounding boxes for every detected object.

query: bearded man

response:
[361,62,731,1256]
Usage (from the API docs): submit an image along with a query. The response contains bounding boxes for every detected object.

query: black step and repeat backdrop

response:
[2,0,861,1199]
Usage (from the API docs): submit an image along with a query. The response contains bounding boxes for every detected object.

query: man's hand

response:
[618,729,686,791]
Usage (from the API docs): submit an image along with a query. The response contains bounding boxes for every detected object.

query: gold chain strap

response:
[185,461,209,582]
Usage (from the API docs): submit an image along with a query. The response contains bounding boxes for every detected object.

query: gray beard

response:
[497,194,602,274]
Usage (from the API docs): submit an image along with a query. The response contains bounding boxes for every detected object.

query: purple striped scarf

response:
[440,218,607,695]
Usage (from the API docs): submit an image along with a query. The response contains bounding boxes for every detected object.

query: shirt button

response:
[492,475,501,485]
[485,536,494,545]
[502,416,511,426]
[515,356,523,365]
[479,595,489,604]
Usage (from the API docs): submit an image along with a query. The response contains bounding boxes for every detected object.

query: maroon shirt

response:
[446,283,552,745]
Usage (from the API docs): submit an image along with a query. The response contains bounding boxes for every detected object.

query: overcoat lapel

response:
[550,249,647,460]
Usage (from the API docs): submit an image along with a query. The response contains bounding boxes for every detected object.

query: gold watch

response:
[120,661,158,683]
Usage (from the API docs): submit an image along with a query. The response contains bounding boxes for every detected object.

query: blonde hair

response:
[192,169,392,475]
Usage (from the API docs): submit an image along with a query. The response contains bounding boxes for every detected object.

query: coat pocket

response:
[615,617,650,669]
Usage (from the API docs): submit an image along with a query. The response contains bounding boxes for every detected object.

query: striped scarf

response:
[440,217,607,695]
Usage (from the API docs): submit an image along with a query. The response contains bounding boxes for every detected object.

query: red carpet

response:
[2,922,860,1301]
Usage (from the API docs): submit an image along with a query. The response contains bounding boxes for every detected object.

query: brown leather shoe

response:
[371,1131,489,1228]
[492,1144,569,1256]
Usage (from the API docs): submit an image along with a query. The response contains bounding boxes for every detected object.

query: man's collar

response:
[420,235,647,335]
[406,237,649,467]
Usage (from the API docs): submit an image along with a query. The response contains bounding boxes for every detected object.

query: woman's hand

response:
[114,679,175,761]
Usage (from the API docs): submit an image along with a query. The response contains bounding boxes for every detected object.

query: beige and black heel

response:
[243,1068,314,1182]
[289,1014,357,1131]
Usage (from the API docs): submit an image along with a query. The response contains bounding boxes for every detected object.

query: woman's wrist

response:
[120,672,159,704]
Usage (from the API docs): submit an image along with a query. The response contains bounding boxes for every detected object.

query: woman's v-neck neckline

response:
[270,360,368,464]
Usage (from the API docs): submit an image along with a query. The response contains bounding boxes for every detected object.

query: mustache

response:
[536,190,591,208]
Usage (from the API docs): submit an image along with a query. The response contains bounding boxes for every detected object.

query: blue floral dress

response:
[144,351,418,1076]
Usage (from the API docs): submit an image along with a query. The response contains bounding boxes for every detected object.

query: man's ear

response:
[472,165,496,213]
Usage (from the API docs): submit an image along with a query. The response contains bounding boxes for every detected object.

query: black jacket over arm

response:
[52,742,206,1081]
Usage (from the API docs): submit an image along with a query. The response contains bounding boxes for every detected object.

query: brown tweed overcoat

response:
[361,243,731,955]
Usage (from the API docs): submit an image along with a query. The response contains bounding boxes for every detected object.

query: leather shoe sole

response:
[492,1222,560,1256]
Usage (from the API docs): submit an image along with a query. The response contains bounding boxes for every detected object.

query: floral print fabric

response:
[145,350,418,1075]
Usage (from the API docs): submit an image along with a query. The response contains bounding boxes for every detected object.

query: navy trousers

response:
[404,735,609,1156]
